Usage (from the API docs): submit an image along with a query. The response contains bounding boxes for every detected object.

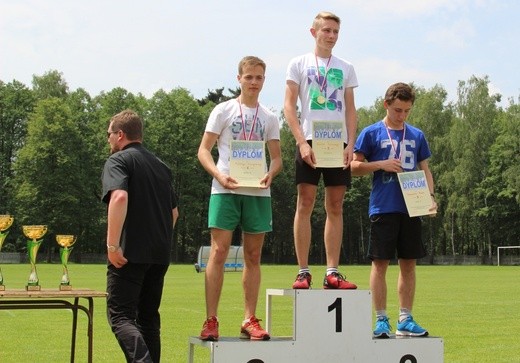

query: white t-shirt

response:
[286,52,358,143]
[204,98,280,197]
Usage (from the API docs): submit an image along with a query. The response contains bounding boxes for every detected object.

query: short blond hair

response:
[312,11,341,30]
[238,56,266,75]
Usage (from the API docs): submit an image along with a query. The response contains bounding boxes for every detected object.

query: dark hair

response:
[384,83,416,105]
[110,109,143,141]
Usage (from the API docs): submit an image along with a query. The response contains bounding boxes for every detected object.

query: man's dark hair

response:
[110,109,143,141]
[384,82,416,105]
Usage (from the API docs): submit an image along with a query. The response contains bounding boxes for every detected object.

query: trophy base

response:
[59,285,73,291]
[0,285,5,291]
[26,285,41,291]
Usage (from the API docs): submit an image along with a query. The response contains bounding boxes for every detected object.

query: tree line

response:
[0,70,518,264]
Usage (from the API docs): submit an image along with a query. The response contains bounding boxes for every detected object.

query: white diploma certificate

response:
[229,140,266,188]
[397,170,436,217]
[312,120,344,168]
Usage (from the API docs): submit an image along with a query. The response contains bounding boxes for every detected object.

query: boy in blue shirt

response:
[351,83,437,338]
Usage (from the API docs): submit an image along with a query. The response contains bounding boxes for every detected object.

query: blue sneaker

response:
[373,316,391,338]
[396,316,429,337]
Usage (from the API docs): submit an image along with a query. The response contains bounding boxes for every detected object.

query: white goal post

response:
[497,246,520,266]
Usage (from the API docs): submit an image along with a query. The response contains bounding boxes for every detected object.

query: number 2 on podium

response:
[327,297,342,332]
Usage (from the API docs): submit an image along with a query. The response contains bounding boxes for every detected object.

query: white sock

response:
[376,310,387,320]
[399,308,411,322]
[326,267,338,276]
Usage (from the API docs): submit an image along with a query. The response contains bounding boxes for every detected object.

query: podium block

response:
[188,337,295,363]
[188,289,444,362]
[371,336,444,362]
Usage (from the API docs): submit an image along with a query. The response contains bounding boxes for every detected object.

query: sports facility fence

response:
[1,252,519,266]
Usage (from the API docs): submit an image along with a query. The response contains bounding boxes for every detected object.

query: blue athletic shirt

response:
[354,120,431,217]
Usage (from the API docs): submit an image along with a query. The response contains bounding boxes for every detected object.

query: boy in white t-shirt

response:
[197,56,282,341]
[284,11,358,290]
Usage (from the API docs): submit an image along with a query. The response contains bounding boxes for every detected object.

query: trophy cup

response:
[0,215,14,291]
[56,235,77,291]
[22,225,47,291]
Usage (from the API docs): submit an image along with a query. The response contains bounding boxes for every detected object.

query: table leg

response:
[70,298,79,362]
[87,297,94,363]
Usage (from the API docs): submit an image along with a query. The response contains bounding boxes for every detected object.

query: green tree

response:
[442,76,500,258]
[12,98,96,258]
[408,84,453,258]
[197,87,241,106]
[65,88,107,254]
[32,70,69,100]
[268,122,297,263]
[4,69,519,264]
[0,80,36,214]
[145,88,209,262]
[477,100,520,249]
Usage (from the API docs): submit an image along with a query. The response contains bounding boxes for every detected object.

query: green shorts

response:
[208,194,272,233]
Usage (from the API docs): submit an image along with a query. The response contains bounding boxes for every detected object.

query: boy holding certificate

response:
[197,56,282,341]
[284,11,358,290]
[351,82,437,339]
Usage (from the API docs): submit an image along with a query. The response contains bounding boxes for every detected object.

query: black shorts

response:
[367,213,426,260]
[295,140,351,187]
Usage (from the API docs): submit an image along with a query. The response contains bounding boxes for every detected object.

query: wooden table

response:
[0,288,107,363]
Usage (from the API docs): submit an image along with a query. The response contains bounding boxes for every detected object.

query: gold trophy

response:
[56,235,76,291]
[0,215,14,291]
[22,225,47,291]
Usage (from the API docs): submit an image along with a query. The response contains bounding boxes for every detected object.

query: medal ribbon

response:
[237,98,259,141]
[314,54,332,94]
[383,120,406,164]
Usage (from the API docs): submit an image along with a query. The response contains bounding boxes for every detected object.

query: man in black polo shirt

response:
[101,109,179,363]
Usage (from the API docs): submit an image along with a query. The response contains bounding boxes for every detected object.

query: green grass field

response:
[0,263,518,362]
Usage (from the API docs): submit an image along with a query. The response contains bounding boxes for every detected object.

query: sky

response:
[1,0,519,113]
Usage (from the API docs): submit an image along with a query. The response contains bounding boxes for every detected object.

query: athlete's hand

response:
[380,158,403,173]
[299,142,316,169]
[343,144,354,169]
[259,172,273,189]
[216,173,239,190]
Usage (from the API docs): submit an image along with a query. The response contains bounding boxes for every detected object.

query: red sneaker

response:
[200,316,219,341]
[323,272,357,289]
[292,272,312,289]
[240,316,270,340]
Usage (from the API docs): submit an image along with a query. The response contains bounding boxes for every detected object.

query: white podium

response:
[188,289,443,362]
